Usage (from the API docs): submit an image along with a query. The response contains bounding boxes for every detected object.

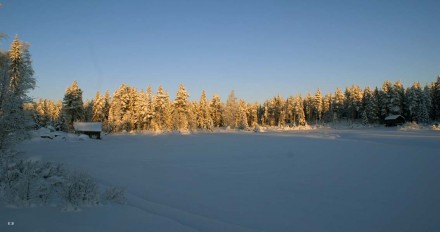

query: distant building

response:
[73,122,102,139]
[384,115,405,127]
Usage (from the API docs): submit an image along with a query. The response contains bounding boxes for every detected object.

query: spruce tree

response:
[92,91,104,122]
[333,88,345,120]
[237,99,248,129]
[0,36,35,147]
[62,81,84,131]
[362,86,379,123]
[432,76,440,121]
[152,85,172,132]
[210,94,223,127]
[173,84,190,133]
[313,89,323,124]
[197,90,213,131]
[223,90,238,128]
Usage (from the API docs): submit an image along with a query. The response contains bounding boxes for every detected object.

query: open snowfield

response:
[2,128,440,232]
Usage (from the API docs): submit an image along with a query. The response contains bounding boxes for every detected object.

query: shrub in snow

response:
[102,186,126,204]
[0,151,65,207]
[61,172,99,209]
[1,151,125,210]
[399,122,423,131]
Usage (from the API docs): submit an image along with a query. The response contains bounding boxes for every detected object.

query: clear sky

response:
[0,0,439,102]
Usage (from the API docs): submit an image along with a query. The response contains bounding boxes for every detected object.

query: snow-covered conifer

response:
[197,90,213,131]
[173,84,190,132]
[152,85,172,132]
[62,81,84,131]
[333,88,345,120]
[362,86,379,123]
[313,89,323,124]
[303,93,313,123]
[210,94,223,127]
[0,36,35,147]
[237,99,248,129]
[223,90,238,128]
[322,93,333,122]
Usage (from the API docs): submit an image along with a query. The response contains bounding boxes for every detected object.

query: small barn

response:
[73,122,102,139]
[384,115,405,127]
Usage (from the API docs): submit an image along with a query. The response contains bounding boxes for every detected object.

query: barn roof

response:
[73,122,102,132]
[385,115,405,120]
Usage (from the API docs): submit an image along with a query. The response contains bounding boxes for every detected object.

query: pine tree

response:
[237,99,248,129]
[333,88,345,120]
[83,100,94,122]
[151,85,172,132]
[197,90,213,131]
[303,93,313,123]
[313,89,323,124]
[0,36,35,147]
[145,86,155,130]
[134,89,148,131]
[407,82,430,124]
[381,80,393,117]
[431,76,440,121]
[344,85,363,121]
[62,81,84,131]
[108,84,136,132]
[173,84,190,133]
[322,93,332,122]
[210,94,223,127]
[388,80,405,115]
[362,86,379,123]
[223,90,238,128]
[92,92,105,122]
[294,96,306,126]
[248,102,259,127]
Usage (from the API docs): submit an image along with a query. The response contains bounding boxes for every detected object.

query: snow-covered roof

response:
[385,115,404,120]
[73,122,102,132]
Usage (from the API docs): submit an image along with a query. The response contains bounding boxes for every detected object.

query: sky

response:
[0,0,439,102]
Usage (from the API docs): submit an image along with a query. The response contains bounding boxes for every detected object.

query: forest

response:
[29,75,440,133]
[2,35,440,136]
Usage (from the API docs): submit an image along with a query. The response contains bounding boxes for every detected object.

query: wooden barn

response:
[73,122,102,139]
[384,115,405,127]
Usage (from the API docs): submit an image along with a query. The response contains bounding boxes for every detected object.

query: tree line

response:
[28,77,440,133]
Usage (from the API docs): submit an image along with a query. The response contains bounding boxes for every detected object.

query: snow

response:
[2,128,440,231]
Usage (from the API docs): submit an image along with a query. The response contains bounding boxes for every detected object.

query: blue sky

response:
[0,0,439,102]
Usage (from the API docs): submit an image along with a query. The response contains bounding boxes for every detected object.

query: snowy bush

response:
[0,151,66,207]
[399,122,423,131]
[431,124,440,130]
[102,186,126,204]
[61,172,99,209]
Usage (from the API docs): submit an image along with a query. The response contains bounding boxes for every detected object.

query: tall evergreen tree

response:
[92,91,105,122]
[237,99,248,129]
[173,84,190,132]
[151,85,172,132]
[407,82,430,124]
[431,76,440,121]
[333,88,345,120]
[303,93,313,123]
[0,35,36,147]
[322,93,333,122]
[313,89,323,124]
[145,86,155,130]
[223,90,238,128]
[210,94,223,128]
[197,90,213,131]
[362,86,380,123]
[62,81,84,131]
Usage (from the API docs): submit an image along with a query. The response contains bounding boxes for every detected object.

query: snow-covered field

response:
[2,128,440,232]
